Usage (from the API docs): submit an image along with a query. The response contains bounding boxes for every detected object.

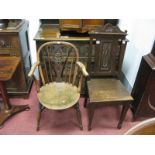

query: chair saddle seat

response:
[38,82,80,110]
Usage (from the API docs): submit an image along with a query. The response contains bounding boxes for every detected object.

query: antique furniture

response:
[124,117,155,135]
[85,24,133,130]
[0,57,30,127]
[131,52,155,119]
[0,19,32,97]
[35,21,90,94]
[28,41,88,131]
[34,19,118,94]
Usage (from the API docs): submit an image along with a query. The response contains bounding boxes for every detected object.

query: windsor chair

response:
[28,41,88,131]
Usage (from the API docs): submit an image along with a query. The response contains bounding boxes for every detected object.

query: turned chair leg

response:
[36,103,45,131]
[117,102,130,129]
[74,103,83,130]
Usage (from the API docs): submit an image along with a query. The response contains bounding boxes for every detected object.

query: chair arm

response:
[76,61,89,77]
[28,62,40,77]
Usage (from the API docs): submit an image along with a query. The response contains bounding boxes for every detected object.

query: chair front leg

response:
[74,102,83,130]
[36,102,45,131]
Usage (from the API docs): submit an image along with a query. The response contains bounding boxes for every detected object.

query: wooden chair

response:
[28,41,88,131]
[124,117,155,135]
[85,23,133,130]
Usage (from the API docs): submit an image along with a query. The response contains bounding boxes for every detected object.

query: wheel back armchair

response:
[28,41,88,131]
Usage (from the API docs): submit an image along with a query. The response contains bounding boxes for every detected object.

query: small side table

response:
[0,57,30,127]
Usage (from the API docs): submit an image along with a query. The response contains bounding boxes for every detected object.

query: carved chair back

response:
[88,23,128,78]
[37,41,82,87]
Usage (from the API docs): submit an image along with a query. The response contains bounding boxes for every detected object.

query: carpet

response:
[0,84,140,135]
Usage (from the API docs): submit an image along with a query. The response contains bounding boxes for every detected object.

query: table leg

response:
[0,81,30,127]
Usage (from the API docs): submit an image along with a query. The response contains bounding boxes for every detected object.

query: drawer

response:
[0,34,20,56]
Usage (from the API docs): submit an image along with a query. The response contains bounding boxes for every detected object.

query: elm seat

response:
[38,82,80,110]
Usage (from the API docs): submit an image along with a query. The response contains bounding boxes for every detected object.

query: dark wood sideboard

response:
[0,20,32,97]
[131,45,155,119]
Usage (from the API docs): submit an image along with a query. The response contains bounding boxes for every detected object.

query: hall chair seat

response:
[88,79,133,103]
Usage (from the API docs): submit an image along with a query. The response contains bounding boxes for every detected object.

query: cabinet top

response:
[0,19,27,33]
[34,24,91,41]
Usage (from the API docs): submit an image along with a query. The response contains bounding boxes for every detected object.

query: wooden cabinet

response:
[34,19,119,94]
[131,53,155,118]
[0,20,32,96]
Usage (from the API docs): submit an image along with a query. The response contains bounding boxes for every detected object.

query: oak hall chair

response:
[85,24,133,130]
[28,41,88,131]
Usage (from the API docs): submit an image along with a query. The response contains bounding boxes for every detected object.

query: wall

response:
[119,19,155,91]
[28,19,40,63]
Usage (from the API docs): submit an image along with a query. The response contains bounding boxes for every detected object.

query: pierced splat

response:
[37,41,80,85]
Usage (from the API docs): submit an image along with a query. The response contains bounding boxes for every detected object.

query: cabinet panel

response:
[131,54,155,118]
[138,90,155,117]
[0,34,20,56]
